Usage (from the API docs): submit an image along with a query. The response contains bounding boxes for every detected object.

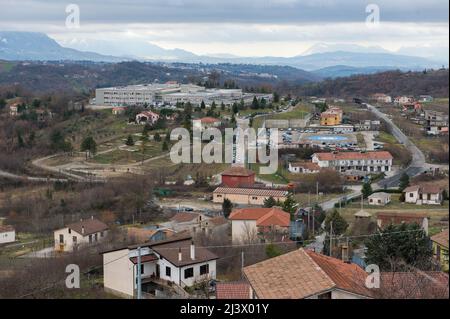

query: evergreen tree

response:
[125,134,134,146]
[200,100,206,109]
[365,223,432,271]
[399,173,410,191]
[251,96,260,109]
[222,199,233,218]
[162,140,169,151]
[324,209,348,236]
[273,92,280,103]
[263,196,277,208]
[362,182,373,199]
[211,101,216,110]
[154,132,162,142]
[232,103,239,114]
[282,193,298,220]
[81,136,97,157]
[220,102,225,111]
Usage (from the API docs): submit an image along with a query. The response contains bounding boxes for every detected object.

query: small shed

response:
[368,192,391,206]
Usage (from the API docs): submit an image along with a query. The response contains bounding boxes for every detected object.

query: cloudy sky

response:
[0,0,448,60]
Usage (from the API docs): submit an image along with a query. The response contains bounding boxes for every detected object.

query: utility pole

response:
[241,251,245,278]
[316,182,319,203]
[137,246,142,300]
[329,221,333,257]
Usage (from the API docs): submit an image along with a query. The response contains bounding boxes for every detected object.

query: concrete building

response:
[229,207,290,243]
[102,235,218,298]
[212,187,288,206]
[371,93,392,104]
[424,110,449,136]
[376,212,429,235]
[312,151,393,174]
[54,217,109,252]
[368,192,391,206]
[95,82,270,107]
[403,184,444,205]
[0,225,15,244]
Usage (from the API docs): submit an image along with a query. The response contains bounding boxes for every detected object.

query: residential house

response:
[431,229,449,272]
[9,104,19,117]
[54,217,109,252]
[371,93,392,104]
[419,95,434,103]
[216,282,253,299]
[212,187,288,206]
[0,225,16,244]
[320,107,343,126]
[288,161,321,174]
[229,207,290,243]
[368,192,391,206]
[193,117,222,130]
[243,248,374,299]
[135,111,160,125]
[424,110,449,136]
[394,96,414,105]
[35,109,53,122]
[220,166,255,188]
[376,212,429,235]
[196,216,229,237]
[102,235,218,298]
[403,184,444,205]
[112,107,126,115]
[312,151,393,174]
[161,212,210,234]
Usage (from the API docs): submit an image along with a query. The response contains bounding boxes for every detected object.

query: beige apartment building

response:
[212,187,288,206]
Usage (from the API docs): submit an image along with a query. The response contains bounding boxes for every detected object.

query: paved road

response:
[366,103,427,188]
[0,169,69,183]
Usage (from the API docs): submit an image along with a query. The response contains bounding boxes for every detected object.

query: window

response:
[166,266,171,278]
[140,264,145,275]
[59,234,64,244]
[100,231,104,238]
[68,228,71,234]
[184,267,194,279]
[94,233,98,242]
[200,264,209,275]
[89,235,92,243]
[409,193,414,197]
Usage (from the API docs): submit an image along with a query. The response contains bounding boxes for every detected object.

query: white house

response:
[312,151,393,174]
[288,162,321,174]
[135,111,160,125]
[54,217,109,252]
[193,117,222,130]
[394,96,414,105]
[102,235,218,298]
[372,93,392,104]
[0,225,16,244]
[403,185,444,205]
[368,192,391,206]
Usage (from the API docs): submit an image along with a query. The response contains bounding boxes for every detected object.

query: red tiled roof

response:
[213,187,287,197]
[0,225,14,233]
[306,250,374,298]
[379,271,449,299]
[229,207,290,227]
[313,151,393,161]
[170,213,199,223]
[66,218,109,236]
[376,212,428,228]
[221,166,255,177]
[216,282,252,299]
[431,229,449,249]
[200,117,221,124]
[403,184,443,194]
[290,162,321,171]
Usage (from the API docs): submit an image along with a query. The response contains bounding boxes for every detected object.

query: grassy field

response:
[252,103,313,129]
[90,141,166,164]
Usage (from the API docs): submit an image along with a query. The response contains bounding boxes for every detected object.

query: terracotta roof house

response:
[135,111,160,125]
[243,248,373,299]
[376,212,429,235]
[54,217,109,252]
[102,236,218,298]
[216,282,253,299]
[229,207,290,243]
[403,184,444,205]
[288,161,321,174]
[221,166,256,188]
[431,229,449,272]
[312,151,393,174]
[213,187,287,206]
[193,117,222,130]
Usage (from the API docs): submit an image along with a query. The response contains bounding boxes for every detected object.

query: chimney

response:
[178,248,182,262]
[341,245,349,263]
[190,241,195,260]
[81,226,85,235]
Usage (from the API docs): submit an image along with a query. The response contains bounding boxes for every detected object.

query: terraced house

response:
[312,151,393,174]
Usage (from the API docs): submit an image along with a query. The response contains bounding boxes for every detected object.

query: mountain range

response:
[0,31,447,78]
